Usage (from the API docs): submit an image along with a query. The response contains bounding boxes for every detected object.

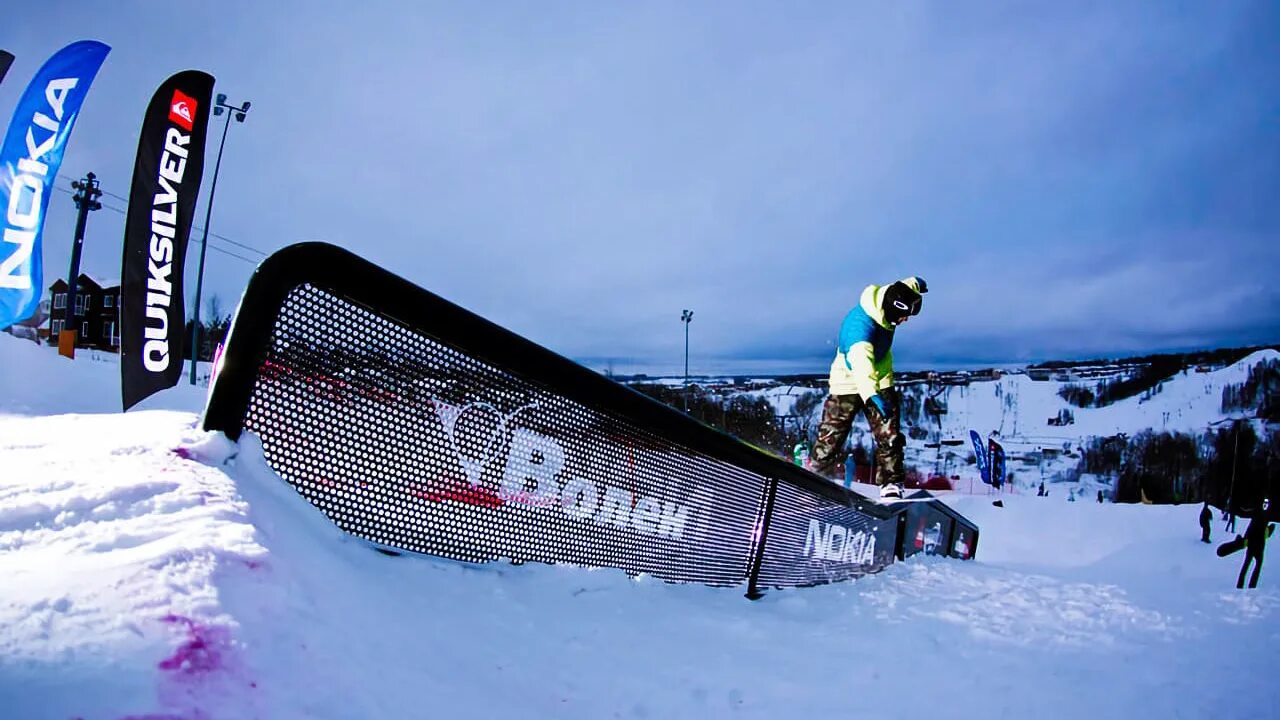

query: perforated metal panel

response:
[754,481,898,588]
[242,284,765,585]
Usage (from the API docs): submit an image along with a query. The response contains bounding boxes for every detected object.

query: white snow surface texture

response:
[0,334,1276,719]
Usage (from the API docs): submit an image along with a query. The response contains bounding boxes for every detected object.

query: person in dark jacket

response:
[1199,503,1213,544]
[1238,499,1274,589]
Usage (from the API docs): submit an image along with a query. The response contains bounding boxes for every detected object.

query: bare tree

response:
[205,294,224,325]
[793,390,825,442]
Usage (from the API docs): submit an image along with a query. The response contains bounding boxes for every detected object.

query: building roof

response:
[84,273,120,289]
[48,274,121,291]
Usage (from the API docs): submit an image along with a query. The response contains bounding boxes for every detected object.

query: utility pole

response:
[191,93,251,385]
[1226,419,1241,511]
[681,309,693,411]
[61,173,102,359]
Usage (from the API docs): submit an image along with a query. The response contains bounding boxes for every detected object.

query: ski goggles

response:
[892,296,922,317]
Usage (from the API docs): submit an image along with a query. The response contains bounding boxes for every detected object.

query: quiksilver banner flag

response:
[0,40,109,329]
[0,51,14,86]
[121,70,214,411]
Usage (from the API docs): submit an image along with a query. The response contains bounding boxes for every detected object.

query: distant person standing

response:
[1200,503,1213,544]
[1097,489,1105,503]
[1237,499,1274,590]
[809,277,927,500]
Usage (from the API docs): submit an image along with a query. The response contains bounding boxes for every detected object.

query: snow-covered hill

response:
[732,350,1279,493]
[907,350,1275,439]
[903,350,1277,487]
[1,334,1277,719]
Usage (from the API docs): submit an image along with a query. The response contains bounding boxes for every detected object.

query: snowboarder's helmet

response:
[882,281,923,325]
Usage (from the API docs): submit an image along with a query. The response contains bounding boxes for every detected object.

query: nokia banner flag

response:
[0,40,109,329]
[0,51,14,86]
[120,70,214,410]
[970,429,991,484]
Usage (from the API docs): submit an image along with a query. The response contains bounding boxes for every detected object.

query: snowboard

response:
[1216,535,1246,557]
[873,495,941,505]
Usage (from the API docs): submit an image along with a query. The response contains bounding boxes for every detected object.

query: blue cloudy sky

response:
[4,2,1278,375]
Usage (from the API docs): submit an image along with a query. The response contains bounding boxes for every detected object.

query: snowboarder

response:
[1199,503,1213,544]
[1038,481,1046,497]
[1237,499,1274,589]
[809,277,927,500]
[1097,489,1105,503]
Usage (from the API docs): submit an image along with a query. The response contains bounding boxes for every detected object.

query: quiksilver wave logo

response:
[168,89,196,131]
[804,519,876,565]
[141,103,193,372]
[431,399,700,540]
[1,77,78,291]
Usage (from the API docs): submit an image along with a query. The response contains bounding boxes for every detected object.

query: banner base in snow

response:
[202,243,978,596]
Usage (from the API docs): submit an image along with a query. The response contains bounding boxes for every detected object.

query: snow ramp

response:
[202,242,977,597]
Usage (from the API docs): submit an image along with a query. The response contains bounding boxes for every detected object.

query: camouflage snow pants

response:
[809,389,904,487]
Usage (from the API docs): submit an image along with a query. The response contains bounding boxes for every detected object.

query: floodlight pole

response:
[681,309,693,411]
[190,94,250,385]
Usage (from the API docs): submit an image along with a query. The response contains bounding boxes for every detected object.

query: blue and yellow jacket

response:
[827,277,925,399]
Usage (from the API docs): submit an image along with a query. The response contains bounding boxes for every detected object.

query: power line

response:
[189,222,267,257]
[193,241,259,264]
[51,182,264,264]
[55,173,268,257]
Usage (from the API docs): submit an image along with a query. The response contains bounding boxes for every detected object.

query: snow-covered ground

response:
[1,333,1277,719]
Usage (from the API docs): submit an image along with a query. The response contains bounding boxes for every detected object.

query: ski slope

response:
[1,334,1277,719]
[760,350,1279,492]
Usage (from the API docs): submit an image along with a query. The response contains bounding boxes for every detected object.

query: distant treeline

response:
[1067,353,1280,505]
[1029,344,1278,371]
[628,383,803,456]
[1221,358,1279,421]
[1078,422,1279,508]
[630,381,938,464]
[1058,356,1183,408]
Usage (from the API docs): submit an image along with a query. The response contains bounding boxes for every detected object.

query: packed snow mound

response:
[1,336,1278,719]
[0,334,209,416]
